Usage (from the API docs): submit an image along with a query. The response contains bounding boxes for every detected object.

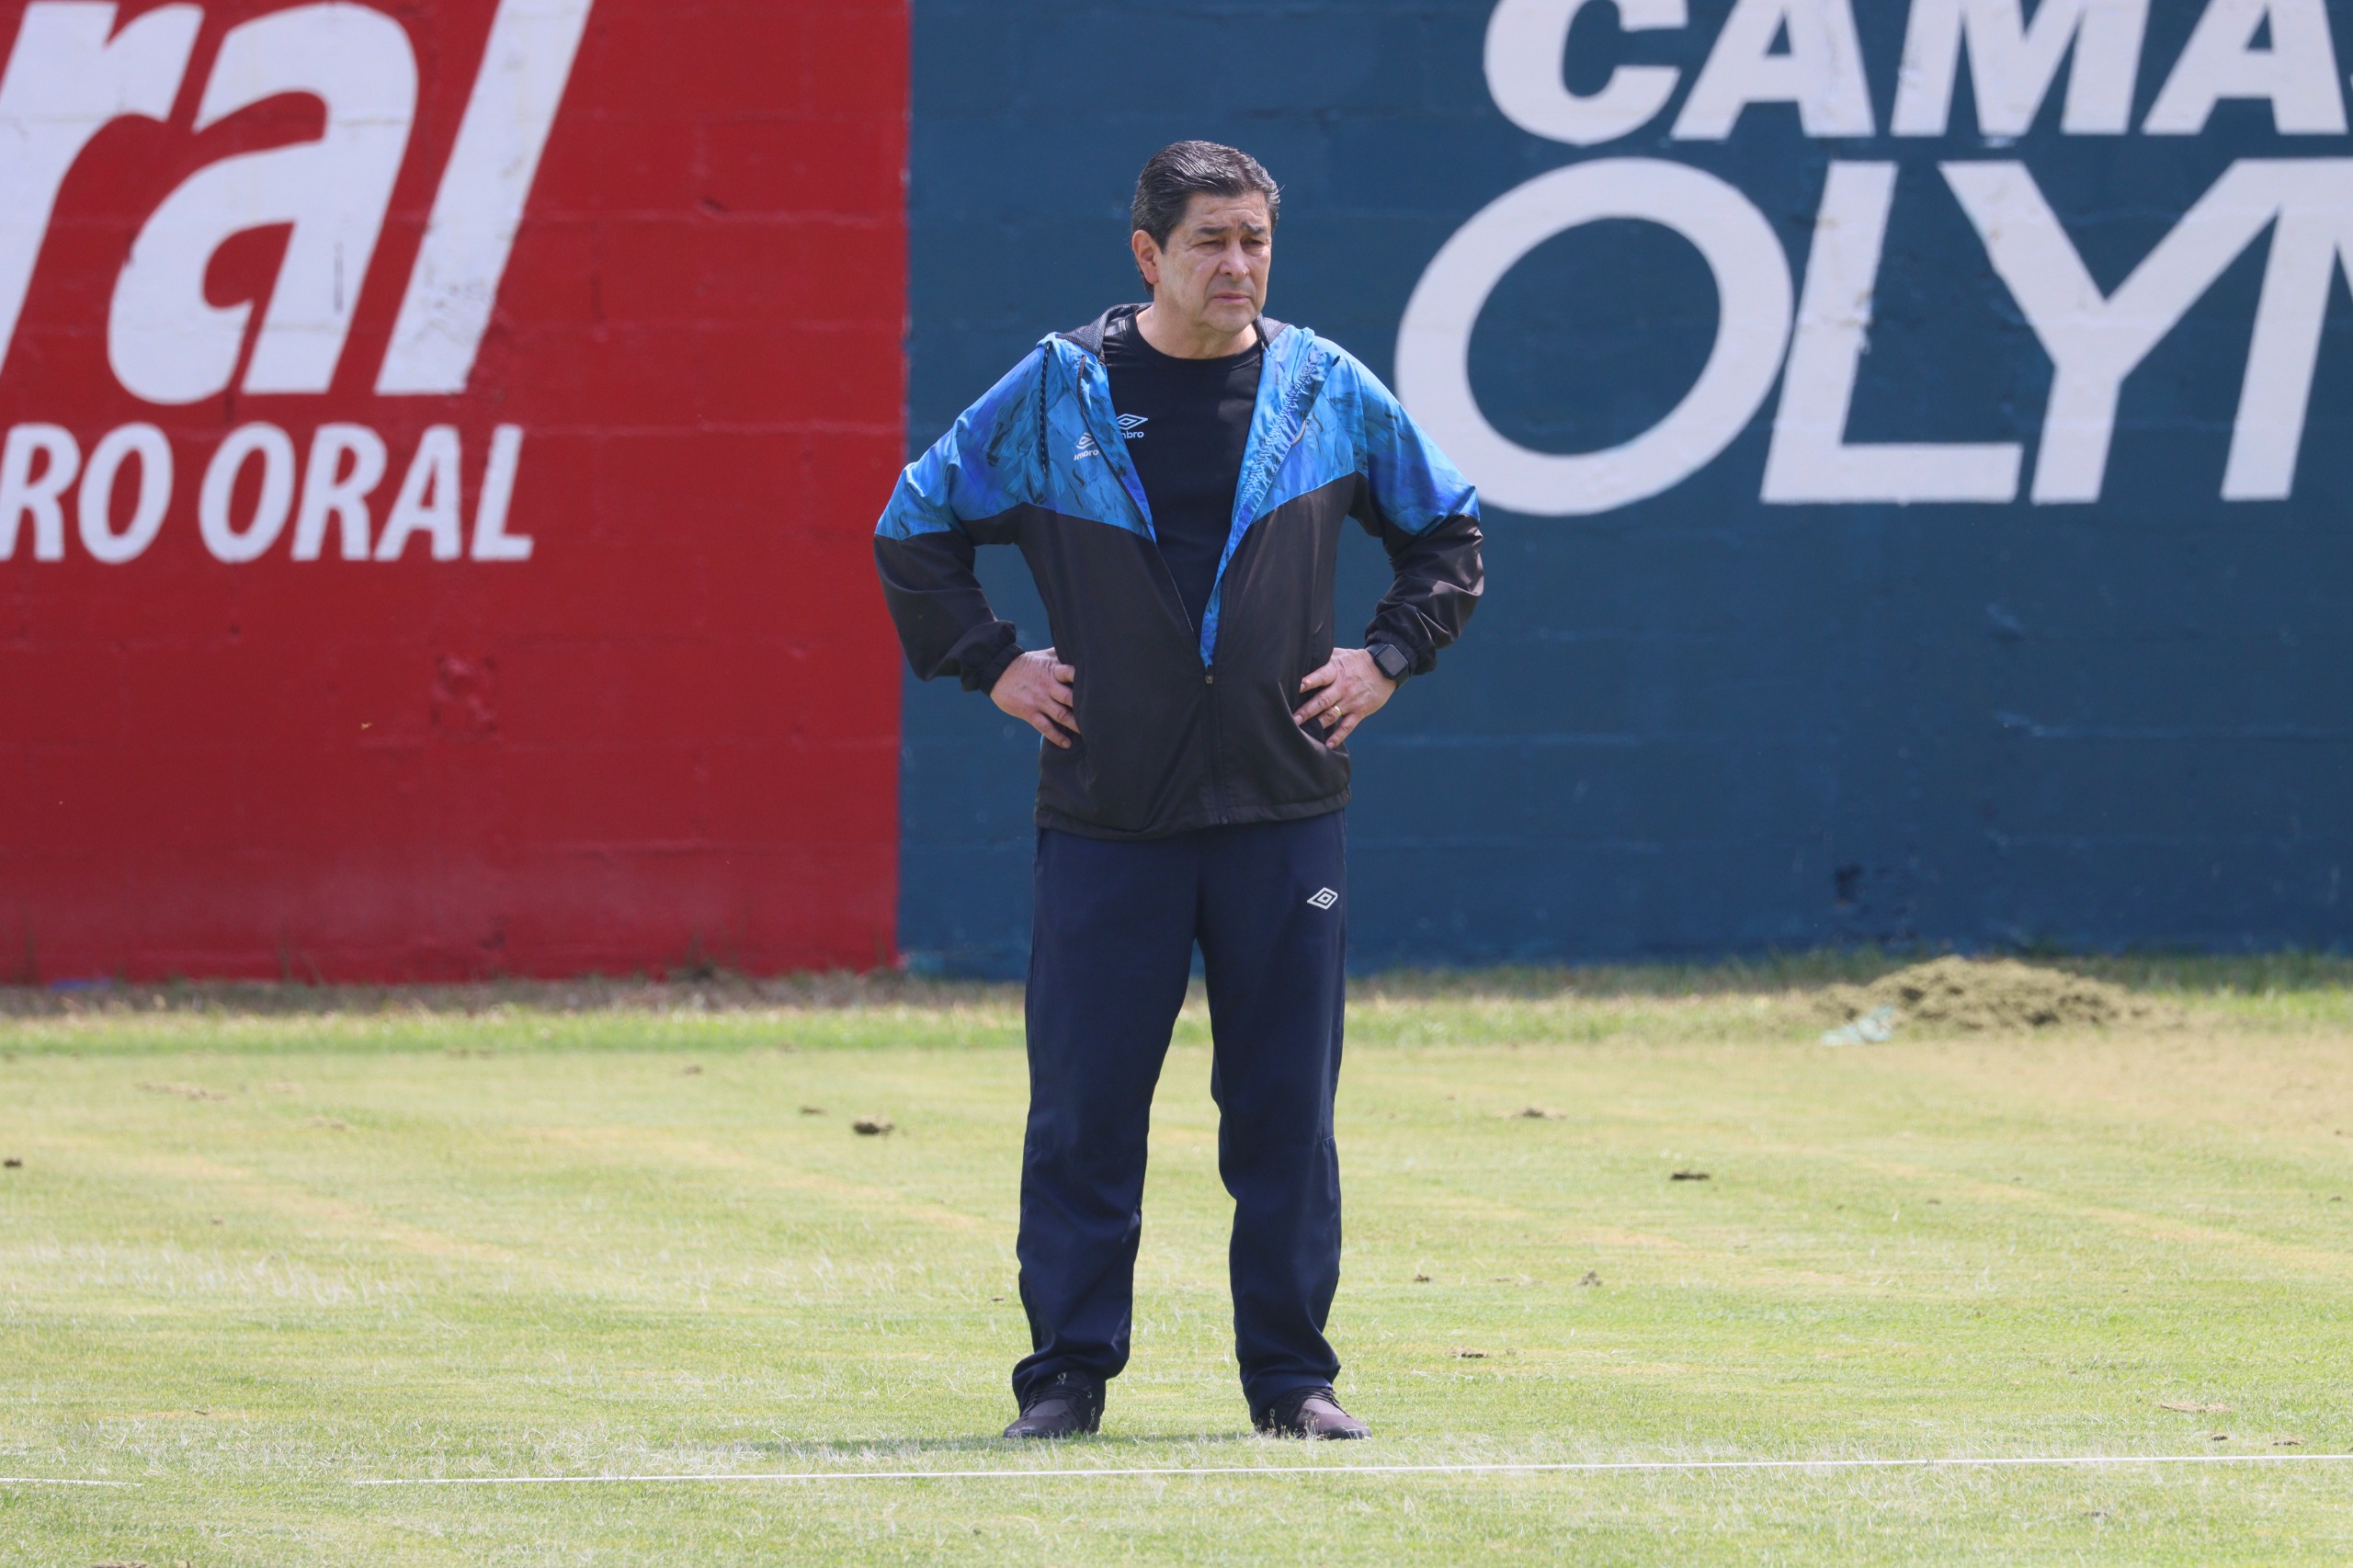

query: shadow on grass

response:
[756,1432,1265,1459]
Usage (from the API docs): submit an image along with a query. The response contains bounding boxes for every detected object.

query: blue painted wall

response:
[902,0,2353,975]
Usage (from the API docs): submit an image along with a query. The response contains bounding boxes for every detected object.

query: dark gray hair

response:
[1130,141,1280,250]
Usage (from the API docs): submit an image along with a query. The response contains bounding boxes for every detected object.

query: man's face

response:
[1135,191,1272,339]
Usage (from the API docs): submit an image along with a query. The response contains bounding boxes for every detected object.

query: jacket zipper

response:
[1072,341,1234,821]
[1063,326,1313,830]
[1203,661,1229,824]
[1201,342,1324,825]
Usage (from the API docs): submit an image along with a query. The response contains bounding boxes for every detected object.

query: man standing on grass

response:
[873,142,1483,1440]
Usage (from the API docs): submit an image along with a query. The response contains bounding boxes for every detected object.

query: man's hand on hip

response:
[992,649,1080,748]
[1294,648,1395,749]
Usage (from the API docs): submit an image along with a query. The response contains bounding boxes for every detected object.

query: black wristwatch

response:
[1368,642,1412,683]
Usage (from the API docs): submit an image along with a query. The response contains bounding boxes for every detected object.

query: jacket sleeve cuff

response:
[1364,617,1435,677]
[966,640,1024,695]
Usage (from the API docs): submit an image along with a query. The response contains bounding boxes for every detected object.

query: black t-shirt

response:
[1101,312,1263,633]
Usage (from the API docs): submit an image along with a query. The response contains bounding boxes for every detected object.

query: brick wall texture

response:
[1,0,907,980]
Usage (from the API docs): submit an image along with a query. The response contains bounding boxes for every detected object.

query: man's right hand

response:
[991,649,1080,748]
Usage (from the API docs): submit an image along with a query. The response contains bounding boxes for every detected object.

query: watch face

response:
[1374,644,1409,680]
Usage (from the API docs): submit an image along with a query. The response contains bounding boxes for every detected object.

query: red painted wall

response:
[0,0,907,980]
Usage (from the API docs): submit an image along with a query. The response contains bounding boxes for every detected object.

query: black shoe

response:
[1002,1373,1104,1438]
[1253,1385,1370,1439]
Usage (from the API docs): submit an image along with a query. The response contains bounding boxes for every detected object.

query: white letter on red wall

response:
[376,426,465,561]
[0,4,199,377]
[293,424,388,561]
[109,5,416,405]
[200,425,298,562]
[78,424,172,563]
[0,425,78,560]
[378,0,597,394]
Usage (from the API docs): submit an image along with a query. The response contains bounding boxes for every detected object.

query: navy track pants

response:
[1012,811,1347,1415]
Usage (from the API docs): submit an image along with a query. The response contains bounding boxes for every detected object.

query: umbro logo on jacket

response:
[1076,415,1150,461]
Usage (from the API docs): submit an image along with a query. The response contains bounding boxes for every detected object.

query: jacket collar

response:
[1056,302,1289,360]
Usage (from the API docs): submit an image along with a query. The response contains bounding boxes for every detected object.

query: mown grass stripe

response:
[0,1478,139,1488]
[353,1453,2353,1486]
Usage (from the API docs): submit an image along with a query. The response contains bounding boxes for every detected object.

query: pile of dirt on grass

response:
[1818,957,2160,1033]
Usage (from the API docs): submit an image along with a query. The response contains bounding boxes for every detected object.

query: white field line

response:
[353,1452,2353,1487]
[0,1478,138,1488]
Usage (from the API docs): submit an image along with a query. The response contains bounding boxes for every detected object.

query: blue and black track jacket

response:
[875,305,1483,841]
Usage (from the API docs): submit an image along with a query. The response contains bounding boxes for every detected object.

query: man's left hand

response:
[1294,648,1397,749]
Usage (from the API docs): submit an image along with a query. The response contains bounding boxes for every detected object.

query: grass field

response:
[5,962,2351,1563]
